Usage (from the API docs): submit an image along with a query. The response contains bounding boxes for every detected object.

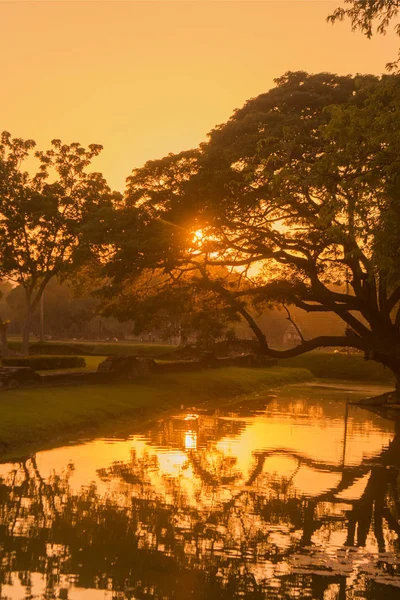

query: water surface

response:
[1,382,400,599]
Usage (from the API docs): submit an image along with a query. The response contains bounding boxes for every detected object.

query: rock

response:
[0,367,42,390]
[97,355,157,380]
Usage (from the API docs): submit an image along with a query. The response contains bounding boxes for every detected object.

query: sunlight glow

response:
[184,431,198,450]
[192,229,204,243]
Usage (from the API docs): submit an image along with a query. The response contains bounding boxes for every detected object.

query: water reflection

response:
[1,385,400,599]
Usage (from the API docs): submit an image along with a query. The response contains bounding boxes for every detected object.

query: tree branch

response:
[197,267,269,352]
[282,303,305,343]
[258,334,365,359]
[388,286,400,313]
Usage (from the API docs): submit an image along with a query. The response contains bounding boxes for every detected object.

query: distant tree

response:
[0,281,13,356]
[110,72,400,393]
[102,267,240,348]
[328,0,400,69]
[30,278,98,339]
[0,132,119,353]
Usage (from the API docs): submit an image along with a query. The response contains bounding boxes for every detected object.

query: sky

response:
[1,1,399,191]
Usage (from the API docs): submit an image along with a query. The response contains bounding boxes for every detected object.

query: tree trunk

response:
[22,310,34,356]
[378,356,400,400]
[375,358,400,402]
[39,292,44,343]
[395,373,400,398]
[0,320,9,357]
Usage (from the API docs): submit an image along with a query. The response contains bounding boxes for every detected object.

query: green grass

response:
[279,352,395,384]
[0,366,312,459]
[78,355,103,370]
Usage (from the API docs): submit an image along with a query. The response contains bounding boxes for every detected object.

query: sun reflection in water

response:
[184,430,197,450]
[1,384,399,599]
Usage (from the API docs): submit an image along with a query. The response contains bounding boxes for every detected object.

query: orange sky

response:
[1,1,399,191]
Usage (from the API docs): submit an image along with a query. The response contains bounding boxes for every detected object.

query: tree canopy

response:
[107,72,400,387]
[0,132,119,352]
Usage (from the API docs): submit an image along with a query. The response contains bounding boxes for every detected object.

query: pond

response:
[0,382,400,599]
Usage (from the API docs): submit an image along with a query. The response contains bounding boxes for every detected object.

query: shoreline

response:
[0,366,312,461]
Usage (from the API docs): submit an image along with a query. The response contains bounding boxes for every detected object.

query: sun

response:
[192,229,204,243]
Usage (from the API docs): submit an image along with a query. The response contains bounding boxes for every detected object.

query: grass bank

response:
[279,352,395,384]
[0,366,311,459]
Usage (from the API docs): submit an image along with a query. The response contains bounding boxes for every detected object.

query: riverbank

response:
[279,352,394,384]
[0,366,312,460]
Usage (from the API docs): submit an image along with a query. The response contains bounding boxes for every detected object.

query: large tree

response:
[108,72,400,392]
[0,132,119,353]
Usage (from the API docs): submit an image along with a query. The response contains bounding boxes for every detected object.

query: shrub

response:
[2,355,86,371]
[6,340,177,357]
[29,343,89,356]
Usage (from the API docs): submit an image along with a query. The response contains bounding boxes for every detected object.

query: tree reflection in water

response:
[0,410,400,599]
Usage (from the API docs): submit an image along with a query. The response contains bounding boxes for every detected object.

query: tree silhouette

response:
[108,72,400,392]
[0,133,119,353]
[1,415,400,599]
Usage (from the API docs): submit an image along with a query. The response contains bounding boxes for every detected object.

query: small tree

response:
[0,132,118,354]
